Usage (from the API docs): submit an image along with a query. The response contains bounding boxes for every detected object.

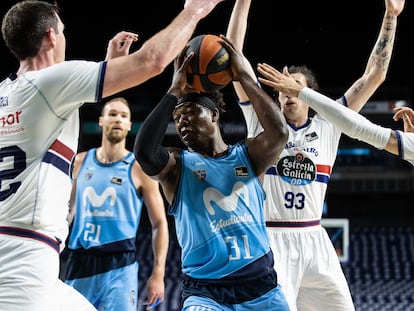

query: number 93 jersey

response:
[240,102,342,221]
[263,114,341,221]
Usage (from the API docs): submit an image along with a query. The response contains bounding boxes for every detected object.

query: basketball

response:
[185,34,233,93]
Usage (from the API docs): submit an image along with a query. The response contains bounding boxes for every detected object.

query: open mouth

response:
[181,129,190,140]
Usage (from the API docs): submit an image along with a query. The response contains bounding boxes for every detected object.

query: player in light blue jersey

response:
[64,97,168,311]
[0,1,224,310]
[226,0,405,310]
[134,35,289,310]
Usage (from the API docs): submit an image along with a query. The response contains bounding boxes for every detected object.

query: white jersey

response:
[241,102,342,222]
[396,130,414,166]
[0,60,104,247]
[240,100,355,311]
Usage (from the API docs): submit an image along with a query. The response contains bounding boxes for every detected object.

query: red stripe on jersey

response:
[316,164,331,175]
[49,140,75,162]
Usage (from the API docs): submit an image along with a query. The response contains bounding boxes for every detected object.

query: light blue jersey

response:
[65,149,142,310]
[169,142,271,280]
[68,149,142,252]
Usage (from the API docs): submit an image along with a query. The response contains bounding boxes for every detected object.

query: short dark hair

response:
[288,65,319,117]
[2,1,60,60]
[287,65,319,91]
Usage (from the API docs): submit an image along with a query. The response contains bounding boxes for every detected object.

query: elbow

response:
[135,149,157,177]
[142,48,171,76]
[273,119,289,144]
[279,126,289,145]
[267,125,288,156]
[133,135,152,172]
[134,139,169,177]
[134,145,150,171]
[375,73,387,86]
[366,70,387,88]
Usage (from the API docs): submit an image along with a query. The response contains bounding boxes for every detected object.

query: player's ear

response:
[43,28,56,49]
[211,108,219,122]
[98,116,104,128]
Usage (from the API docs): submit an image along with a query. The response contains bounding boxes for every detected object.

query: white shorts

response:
[0,233,96,311]
[267,223,355,311]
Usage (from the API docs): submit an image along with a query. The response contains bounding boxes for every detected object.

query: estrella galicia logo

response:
[276,153,316,185]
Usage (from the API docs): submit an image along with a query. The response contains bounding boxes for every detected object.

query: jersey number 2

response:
[0,146,26,201]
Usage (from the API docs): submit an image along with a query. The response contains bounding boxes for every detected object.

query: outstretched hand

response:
[105,31,138,60]
[218,34,249,82]
[257,64,304,98]
[167,48,197,99]
[386,0,405,17]
[393,106,414,133]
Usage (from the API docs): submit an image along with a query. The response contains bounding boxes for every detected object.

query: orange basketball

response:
[185,34,233,93]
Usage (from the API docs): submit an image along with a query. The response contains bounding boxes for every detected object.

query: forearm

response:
[226,0,250,51]
[133,94,177,176]
[299,87,391,149]
[364,9,397,81]
[151,223,169,277]
[140,2,220,71]
[226,0,254,102]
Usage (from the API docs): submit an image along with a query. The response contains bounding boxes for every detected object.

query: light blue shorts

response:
[65,262,139,310]
[182,284,290,311]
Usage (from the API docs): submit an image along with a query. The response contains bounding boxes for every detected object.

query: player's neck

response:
[17,55,54,76]
[96,145,128,164]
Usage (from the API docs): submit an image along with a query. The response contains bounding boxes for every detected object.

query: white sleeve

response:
[397,131,414,163]
[298,87,391,150]
[239,101,263,138]
[33,60,104,116]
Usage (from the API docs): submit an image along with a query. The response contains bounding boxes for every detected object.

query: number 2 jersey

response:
[0,61,105,249]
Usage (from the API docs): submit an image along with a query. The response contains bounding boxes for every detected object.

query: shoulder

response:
[75,150,89,163]
[131,160,160,189]
[71,150,90,179]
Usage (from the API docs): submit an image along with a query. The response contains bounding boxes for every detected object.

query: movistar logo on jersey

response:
[203,181,254,233]
[83,186,116,216]
[277,153,316,185]
[203,181,248,215]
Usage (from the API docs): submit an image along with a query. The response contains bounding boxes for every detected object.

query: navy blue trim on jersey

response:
[181,251,275,284]
[96,61,107,102]
[266,220,321,228]
[65,250,137,280]
[0,226,60,253]
[181,266,278,304]
[288,118,312,131]
[238,100,251,107]
[71,237,137,254]
[396,130,403,159]
[43,151,70,175]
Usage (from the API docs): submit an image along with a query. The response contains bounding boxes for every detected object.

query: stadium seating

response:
[136,223,414,311]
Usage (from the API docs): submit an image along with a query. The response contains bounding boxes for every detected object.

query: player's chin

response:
[179,135,196,150]
[108,133,125,144]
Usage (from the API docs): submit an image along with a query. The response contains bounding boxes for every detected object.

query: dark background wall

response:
[1,0,413,220]
[1,1,412,95]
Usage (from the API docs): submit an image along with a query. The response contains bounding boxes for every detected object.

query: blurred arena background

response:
[2,1,413,310]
